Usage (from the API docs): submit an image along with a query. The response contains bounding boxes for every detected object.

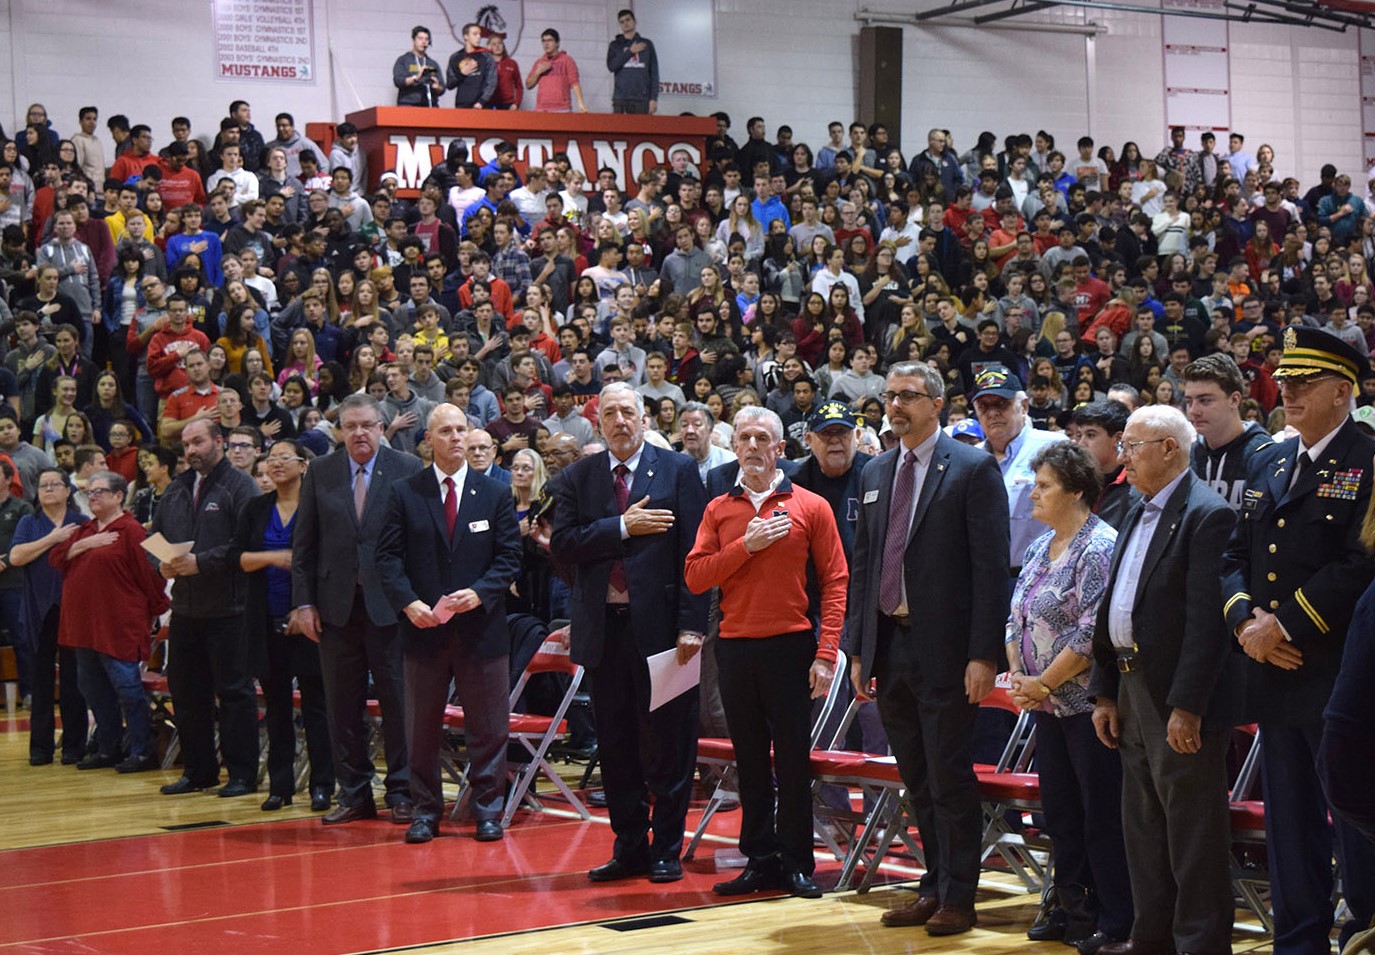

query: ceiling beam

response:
[912,0,1018,20]
[974,1,1061,23]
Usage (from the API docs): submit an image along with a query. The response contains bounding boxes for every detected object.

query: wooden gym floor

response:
[0,707,1281,955]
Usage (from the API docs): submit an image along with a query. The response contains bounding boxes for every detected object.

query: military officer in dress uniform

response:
[1221,326,1375,955]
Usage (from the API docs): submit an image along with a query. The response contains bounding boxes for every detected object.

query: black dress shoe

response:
[649,858,683,883]
[1077,932,1125,955]
[310,787,332,812]
[161,776,211,795]
[475,819,503,842]
[712,866,781,896]
[115,754,159,774]
[29,755,53,766]
[218,779,256,798]
[588,857,650,882]
[60,753,83,766]
[261,794,292,811]
[322,802,377,824]
[76,753,119,770]
[405,818,438,843]
[587,790,608,808]
[1028,908,1069,941]
[389,801,415,824]
[784,870,823,898]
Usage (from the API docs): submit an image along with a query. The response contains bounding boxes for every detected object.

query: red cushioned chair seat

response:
[977,771,1042,803]
[697,737,736,760]
[810,750,870,775]
[510,715,567,735]
[1230,800,1267,835]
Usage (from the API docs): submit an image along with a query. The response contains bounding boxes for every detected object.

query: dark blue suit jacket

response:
[376,466,522,659]
[844,431,1011,685]
[549,442,708,668]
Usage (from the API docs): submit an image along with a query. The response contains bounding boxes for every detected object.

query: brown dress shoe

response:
[321,802,378,825]
[1096,940,1174,955]
[925,905,978,936]
[881,894,941,927]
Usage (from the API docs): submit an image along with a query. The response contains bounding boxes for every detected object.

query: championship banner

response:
[212,0,316,83]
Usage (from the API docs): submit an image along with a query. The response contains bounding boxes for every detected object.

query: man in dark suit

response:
[291,394,423,824]
[845,362,1010,936]
[376,403,522,843]
[1221,327,1375,955]
[550,381,708,884]
[1090,405,1237,955]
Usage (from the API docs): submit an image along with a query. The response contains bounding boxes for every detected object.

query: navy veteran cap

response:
[809,400,858,432]
[1274,326,1366,385]
[970,365,1022,401]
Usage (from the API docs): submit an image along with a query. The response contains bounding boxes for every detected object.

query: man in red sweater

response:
[144,295,211,404]
[685,405,848,901]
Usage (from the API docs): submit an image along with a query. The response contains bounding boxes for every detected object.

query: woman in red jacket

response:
[49,470,169,772]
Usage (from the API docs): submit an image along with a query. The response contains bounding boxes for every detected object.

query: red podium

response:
[308,108,717,198]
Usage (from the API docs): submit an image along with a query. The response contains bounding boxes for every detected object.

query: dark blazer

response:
[375,466,522,659]
[549,442,709,668]
[1220,418,1375,723]
[1091,470,1239,726]
[844,431,1010,685]
[292,444,423,628]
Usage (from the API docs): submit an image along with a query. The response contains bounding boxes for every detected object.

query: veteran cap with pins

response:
[808,400,858,432]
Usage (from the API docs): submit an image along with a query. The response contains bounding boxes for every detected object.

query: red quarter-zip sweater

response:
[685,475,848,663]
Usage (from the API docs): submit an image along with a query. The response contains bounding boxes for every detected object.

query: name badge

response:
[468,520,490,533]
[863,490,879,504]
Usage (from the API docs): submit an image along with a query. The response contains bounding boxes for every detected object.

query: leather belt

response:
[605,604,631,617]
[1114,646,1139,673]
[884,612,911,630]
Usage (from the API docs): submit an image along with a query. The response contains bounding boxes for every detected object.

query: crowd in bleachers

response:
[5,49,1375,947]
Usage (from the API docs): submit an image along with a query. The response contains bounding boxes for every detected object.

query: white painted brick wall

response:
[0,0,1364,189]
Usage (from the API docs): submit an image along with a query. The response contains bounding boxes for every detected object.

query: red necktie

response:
[610,464,630,592]
[443,476,457,539]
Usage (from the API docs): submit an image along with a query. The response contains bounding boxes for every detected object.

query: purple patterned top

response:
[1005,514,1117,717]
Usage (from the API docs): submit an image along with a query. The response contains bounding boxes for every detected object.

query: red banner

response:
[315,108,717,197]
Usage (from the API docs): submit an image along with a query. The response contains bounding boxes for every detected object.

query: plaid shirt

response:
[492,241,532,300]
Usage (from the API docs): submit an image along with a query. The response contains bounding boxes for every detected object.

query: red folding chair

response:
[448,629,591,828]
[683,648,849,863]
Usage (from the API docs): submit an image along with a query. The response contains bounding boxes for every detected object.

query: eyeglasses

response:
[881,390,934,406]
[38,482,68,491]
[1278,375,1340,394]
[86,487,116,498]
[1116,438,1168,456]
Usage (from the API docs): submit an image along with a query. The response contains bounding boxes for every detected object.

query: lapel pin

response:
[937,464,946,472]
[469,488,477,495]
[646,470,654,478]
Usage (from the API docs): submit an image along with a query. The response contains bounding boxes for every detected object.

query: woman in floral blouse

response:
[1005,442,1132,952]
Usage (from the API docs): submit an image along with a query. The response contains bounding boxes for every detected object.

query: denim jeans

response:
[75,648,152,759]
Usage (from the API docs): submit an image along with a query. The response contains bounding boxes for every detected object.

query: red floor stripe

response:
[0,805,868,955]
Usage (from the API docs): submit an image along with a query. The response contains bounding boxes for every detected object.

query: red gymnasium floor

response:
[0,698,907,955]
[1,810,741,954]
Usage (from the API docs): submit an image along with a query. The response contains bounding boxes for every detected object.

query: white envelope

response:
[647,646,702,712]
[142,533,193,563]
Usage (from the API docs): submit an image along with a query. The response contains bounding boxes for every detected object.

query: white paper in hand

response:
[647,646,701,712]
[142,533,194,563]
